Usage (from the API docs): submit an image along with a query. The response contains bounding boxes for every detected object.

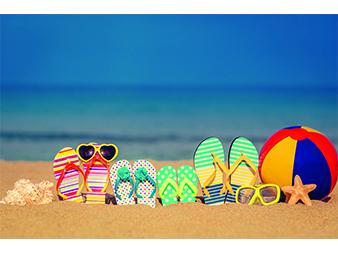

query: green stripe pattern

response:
[194,137,225,170]
[229,137,259,167]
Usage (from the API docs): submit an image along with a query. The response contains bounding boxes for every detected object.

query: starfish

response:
[281,175,317,206]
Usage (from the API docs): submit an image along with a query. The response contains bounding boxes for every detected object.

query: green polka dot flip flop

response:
[177,165,198,203]
[157,166,178,206]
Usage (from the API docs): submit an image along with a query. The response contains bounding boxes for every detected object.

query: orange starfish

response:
[281,175,317,206]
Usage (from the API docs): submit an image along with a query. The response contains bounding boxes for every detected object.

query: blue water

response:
[0,85,337,161]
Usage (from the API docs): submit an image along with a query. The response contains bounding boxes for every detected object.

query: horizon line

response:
[2,83,337,90]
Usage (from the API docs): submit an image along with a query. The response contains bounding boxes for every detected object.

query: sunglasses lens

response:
[260,186,279,203]
[100,145,117,161]
[78,146,95,161]
[237,188,255,204]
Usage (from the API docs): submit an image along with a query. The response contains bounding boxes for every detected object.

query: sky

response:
[1,15,337,88]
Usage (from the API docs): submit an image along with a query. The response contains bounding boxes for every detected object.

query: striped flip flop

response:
[110,160,135,205]
[157,166,178,206]
[194,137,226,205]
[133,160,157,208]
[83,144,110,205]
[177,165,198,203]
[53,147,85,202]
[225,137,259,203]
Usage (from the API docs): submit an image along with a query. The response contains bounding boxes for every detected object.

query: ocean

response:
[0,85,337,161]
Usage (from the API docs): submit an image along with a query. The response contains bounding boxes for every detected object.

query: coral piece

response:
[0,179,54,206]
[281,175,317,206]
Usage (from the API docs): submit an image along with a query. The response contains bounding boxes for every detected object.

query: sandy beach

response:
[0,160,337,238]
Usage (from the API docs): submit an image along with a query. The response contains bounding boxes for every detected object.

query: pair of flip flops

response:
[157,165,198,206]
[110,160,157,208]
[53,146,111,204]
[194,136,259,205]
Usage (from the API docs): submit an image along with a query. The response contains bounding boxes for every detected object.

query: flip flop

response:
[157,166,178,206]
[53,147,85,202]
[194,137,226,205]
[133,160,157,208]
[110,160,135,205]
[83,143,110,205]
[177,165,198,203]
[225,137,259,203]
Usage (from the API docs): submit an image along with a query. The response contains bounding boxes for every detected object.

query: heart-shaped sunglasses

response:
[76,143,118,162]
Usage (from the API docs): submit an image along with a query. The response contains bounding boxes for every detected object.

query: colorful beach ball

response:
[259,126,337,200]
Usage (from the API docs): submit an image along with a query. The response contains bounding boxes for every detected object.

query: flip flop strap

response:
[201,152,226,197]
[201,167,216,197]
[114,175,135,200]
[159,178,178,198]
[84,155,109,193]
[135,175,156,199]
[56,161,85,200]
[219,153,258,194]
[212,153,235,195]
[178,178,197,198]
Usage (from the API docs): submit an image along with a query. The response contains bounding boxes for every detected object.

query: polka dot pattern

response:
[110,160,135,205]
[157,166,178,206]
[132,160,157,208]
[177,165,198,203]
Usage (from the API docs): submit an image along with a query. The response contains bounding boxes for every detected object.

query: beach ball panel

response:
[259,129,292,173]
[293,138,331,200]
[260,137,296,187]
[308,132,338,192]
[285,125,302,130]
[302,126,320,133]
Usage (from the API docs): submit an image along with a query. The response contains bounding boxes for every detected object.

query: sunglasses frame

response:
[235,184,281,206]
[76,143,118,163]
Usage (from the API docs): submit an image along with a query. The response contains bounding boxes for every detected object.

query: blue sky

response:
[1,15,337,88]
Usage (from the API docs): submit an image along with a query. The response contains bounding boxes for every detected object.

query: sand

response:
[0,160,337,238]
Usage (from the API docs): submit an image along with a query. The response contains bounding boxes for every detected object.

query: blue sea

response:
[0,85,337,161]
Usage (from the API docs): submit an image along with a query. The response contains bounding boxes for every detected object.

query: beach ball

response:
[259,126,337,200]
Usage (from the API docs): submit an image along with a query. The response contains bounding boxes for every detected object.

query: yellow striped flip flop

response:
[225,137,259,203]
[194,137,226,205]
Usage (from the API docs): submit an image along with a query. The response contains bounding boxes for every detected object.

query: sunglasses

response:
[235,184,281,206]
[76,143,118,162]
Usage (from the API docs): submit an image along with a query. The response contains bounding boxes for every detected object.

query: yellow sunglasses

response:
[235,184,281,206]
[76,143,118,163]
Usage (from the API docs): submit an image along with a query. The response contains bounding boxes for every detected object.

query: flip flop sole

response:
[110,160,135,205]
[83,159,108,204]
[133,160,157,208]
[85,192,106,205]
[225,137,259,203]
[53,147,82,202]
[194,137,226,205]
[157,166,178,206]
[177,165,198,203]
[84,160,109,193]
